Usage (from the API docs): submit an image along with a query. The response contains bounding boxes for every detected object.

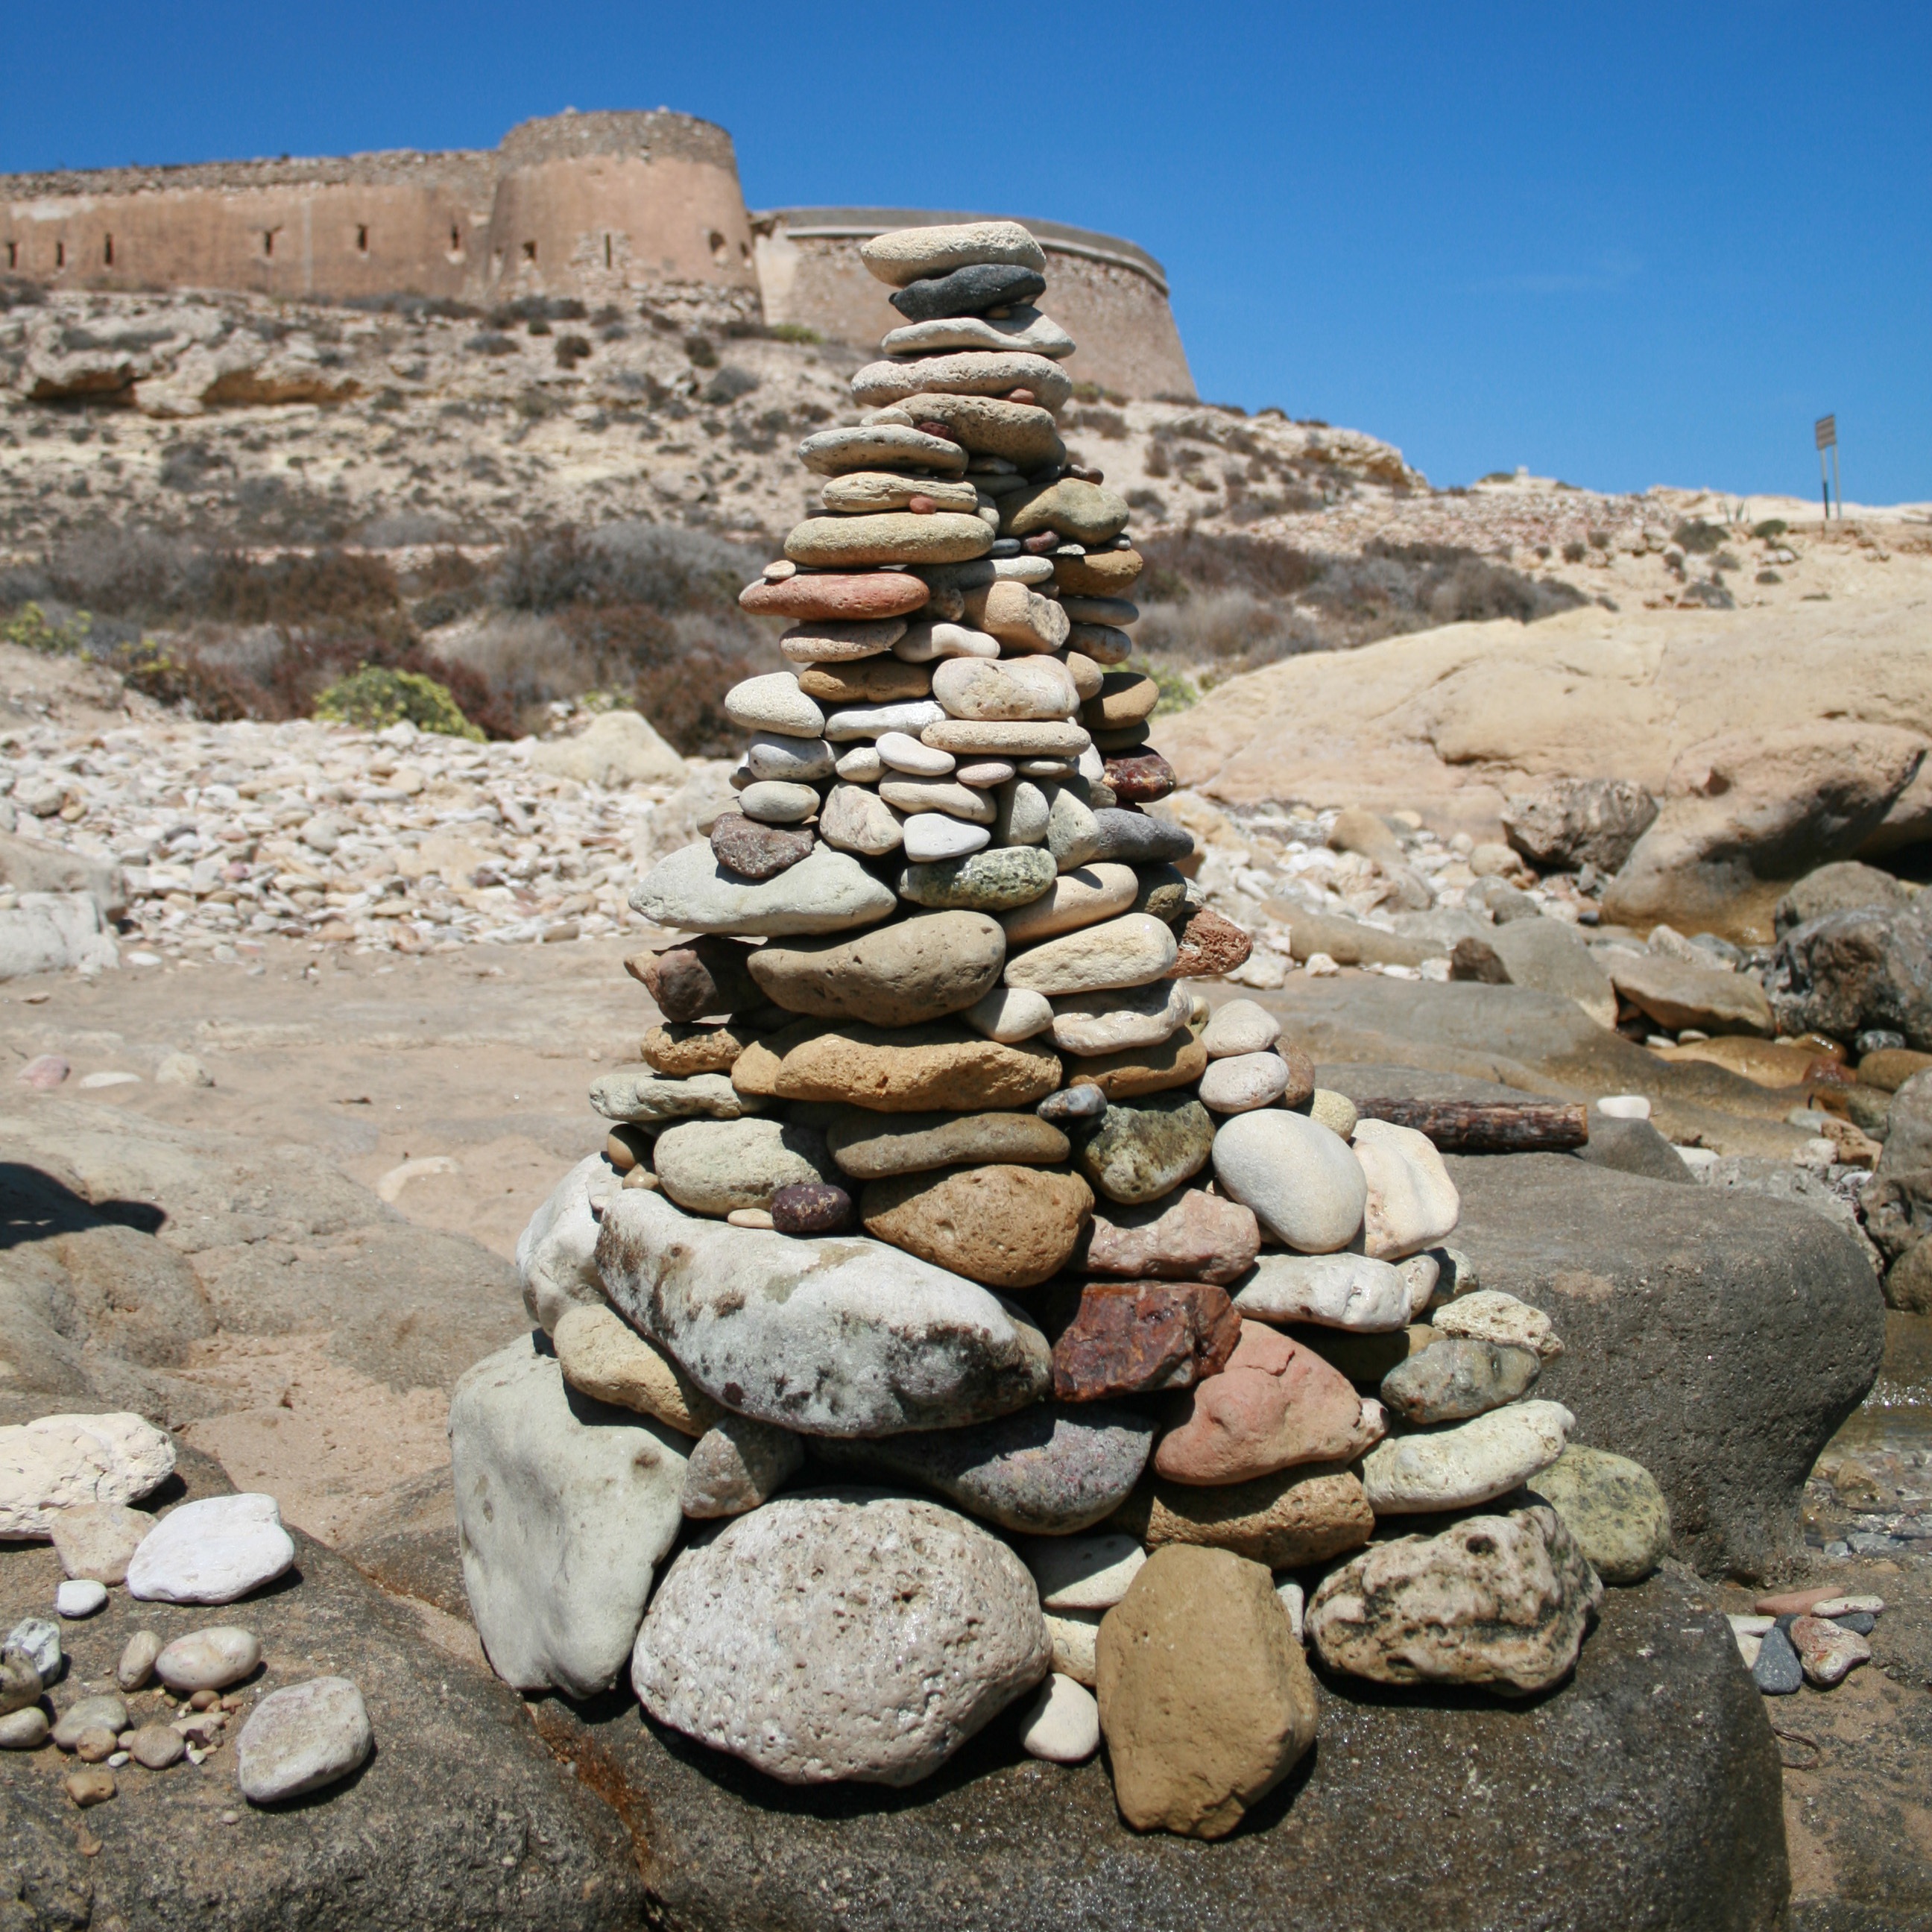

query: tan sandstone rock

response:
[747,911,1005,1027]
[860,1164,1094,1290]
[552,1304,724,1437]
[731,1019,1061,1113]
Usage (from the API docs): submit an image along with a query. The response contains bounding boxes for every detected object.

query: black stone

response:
[1753,1621,1803,1693]
[888,264,1047,322]
[1087,807,1194,867]
[532,1566,1788,1932]
[771,1179,852,1236]
[1833,1610,1878,1635]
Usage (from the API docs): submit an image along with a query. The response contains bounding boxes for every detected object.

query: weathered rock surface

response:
[652,1117,834,1216]
[1114,1462,1375,1570]
[1075,1094,1216,1205]
[1232,1251,1411,1332]
[1082,1187,1260,1285]
[0,1411,175,1537]
[1766,895,1932,1052]
[1359,1399,1573,1514]
[1487,918,1618,1029]
[733,1018,1060,1113]
[517,1153,619,1333]
[748,912,1006,1026]
[1530,1444,1673,1585]
[596,1187,1050,1436]
[1351,1117,1461,1259]
[552,1303,723,1436]
[632,1490,1049,1787]
[859,1164,1093,1290]
[1380,1336,1541,1425]
[236,1676,374,1803]
[1048,1280,1240,1401]
[1501,777,1658,874]
[827,1108,1068,1180]
[681,1415,804,1519]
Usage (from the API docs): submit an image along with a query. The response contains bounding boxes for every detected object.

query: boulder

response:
[1766,896,1932,1051]
[595,1187,1050,1436]
[1608,953,1773,1037]
[1773,859,1912,935]
[0,1411,175,1538]
[528,710,684,788]
[1500,777,1658,874]
[0,829,124,918]
[631,1490,1049,1786]
[450,1339,686,1697]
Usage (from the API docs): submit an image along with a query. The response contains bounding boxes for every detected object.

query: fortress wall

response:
[753,209,1195,401]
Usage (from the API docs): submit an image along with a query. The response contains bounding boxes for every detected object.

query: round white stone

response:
[744,733,835,783]
[902,813,991,862]
[1359,1401,1574,1514]
[723,673,825,739]
[1211,1110,1368,1252]
[126,1494,297,1606]
[834,744,885,783]
[1200,998,1283,1058]
[738,780,819,825]
[236,1676,373,1804]
[1018,1672,1100,1764]
[1597,1094,1652,1120]
[1198,1050,1291,1114]
[156,1626,262,1693]
[54,1579,106,1619]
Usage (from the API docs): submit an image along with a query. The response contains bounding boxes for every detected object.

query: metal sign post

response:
[1816,414,1838,520]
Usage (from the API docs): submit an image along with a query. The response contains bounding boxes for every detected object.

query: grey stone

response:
[595,1187,1051,1436]
[1488,918,1618,1029]
[1773,859,1911,935]
[589,1069,765,1126]
[630,842,896,937]
[516,1152,616,1333]
[237,1677,373,1804]
[888,262,1049,321]
[681,1415,804,1519]
[1575,1115,1694,1184]
[5,1618,60,1685]
[815,1402,1154,1535]
[1075,1095,1215,1206]
[1039,1085,1108,1125]
[1500,778,1658,874]
[825,1108,1069,1180]
[1767,896,1932,1051]
[1088,809,1194,868]
[632,1490,1050,1786]
[0,827,125,920]
[1752,1621,1802,1693]
[51,1691,127,1749]
[651,1117,834,1216]
[1380,1337,1541,1424]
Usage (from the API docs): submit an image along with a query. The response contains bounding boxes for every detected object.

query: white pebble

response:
[55,1579,107,1619]
[1017,1673,1100,1764]
[901,814,988,862]
[876,730,954,777]
[237,1676,373,1803]
[1597,1094,1651,1120]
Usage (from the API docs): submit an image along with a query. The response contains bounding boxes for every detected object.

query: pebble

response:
[652,1117,833,1217]
[1528,1444,1673,1584]
[1086,808,1195,868]
[129,1721,186,1769]
[723,672,826,739]
[902,812,990,862]
[1811,1594,1884,1617]
[736,1017,1060,1114]
[1752,1622,1803,1693]
[553,1304,722,1436]
[1065,1023,1209,1102]
[1789,1615,1871,1687]
[817,782,905,856]
[1044,1608,1102,1685]
[898,845,1058,912]
[1754,1584,1869,1616]
[894,619,1000,663]
[1198,1051,1291,1114]
[710,813,814,880]
[1359,1399,1573,1513]
[1049,979,1193,1056]
[769,1179,853,1235]
[1082,1187,1260,1285]
[50,1503,153,1586]
[1201,999,1282,1058]
[726,1208,775,1228]
[880,308,1076,359]
[779,616,908,663]
[116,1629,162,1690]
[236,1677,373,1803]
[886,260,1048,322]
[876,729,954,776]
[1004,912,1178,997]
[0,1412,177,1538]
[1038,1082,1108,1125]
[800,660,930,709]
[931,656,1079,722]
[826,699,948,742]
[155,1626,262,1693]
[1018,1673,1101,1764]
[1832,1611,1878,1635]
[54,1580,107,1619]
[744,730,836,783]
[1021,1532,1147,1611]
[64,1766,116,1806]
[681,1415,805,1520]
[861,220,1046,287]
[1380,1336,1541,1424]
[999,862,1139,944]
[126,1492,297,1605]
[827,1108,1068,1180]
[1170,906,1254,978]
[737,780,819,825]
[642,1020,759,1079]
[965,984,1055,1043]
[861,1163,1093,1289]
[1050,1279,1241,1401]
[1212,1109,1368,1253]
[1077,1094,1216,1205]
[1597,1094,1652,1120]
[7,1617,63,1682]
[1432,1289,1564,1360]
[632,842,897,937]
[53,1693,129,1749]
[0,1707,50,1749]
[1351,1118,1462,1259]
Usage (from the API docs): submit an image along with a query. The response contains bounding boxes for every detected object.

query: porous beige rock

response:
[1115,1462,1376,1570]
[1004,912,1178,997]
[48,1502,151,1585]
[861,1164,1094,1291]
[1433,1289,1564,1360]
[0,1412,176,1538]
[932,656,1079,722]
[999,863,1139,944]
[552,1304,724,1437]
[1359,1399,1573,1513]
[732,1018,1061,1113]
[859,221,1046,286]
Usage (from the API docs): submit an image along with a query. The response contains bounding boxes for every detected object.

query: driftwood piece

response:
[1354,1097,1589,1153]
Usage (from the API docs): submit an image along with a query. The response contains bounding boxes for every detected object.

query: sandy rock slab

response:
[534,1565,1784,1931]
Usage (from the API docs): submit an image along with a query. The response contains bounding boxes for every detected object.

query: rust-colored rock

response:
[1049,1280,1240,1401]
[1167,906,1254,979]
[626,938,761,1022]
[1083,1187,1260,1286]
[861,1164,1093,1290]
[710,814,815,881]
[739,572,929,622]
[1105,750,1176,803]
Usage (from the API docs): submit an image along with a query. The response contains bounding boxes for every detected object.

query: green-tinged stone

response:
[1528,1445,1673,1585]
[899,845,1058,912]
[1076,1094,1214,1207]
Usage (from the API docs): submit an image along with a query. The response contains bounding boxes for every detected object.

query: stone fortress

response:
[0,110,1195,402]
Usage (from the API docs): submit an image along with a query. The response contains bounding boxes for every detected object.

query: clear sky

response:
[7,3,1928,502]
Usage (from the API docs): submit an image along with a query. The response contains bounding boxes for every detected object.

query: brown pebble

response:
[622,1166,660,1190]
[74,1727,117,1763]
[65,1767,116,1807]
[1022,531,1060,554]
[1105,750,1178,804]
[604,1125,652,1174]
[907,495,937,514]
[190,1689,218,1712]
[130,1722,186,1770]
[1755,1583,1854,1617]
[711,813,815,883]
[770,1180,853,1236]
[1006,389,1037,404]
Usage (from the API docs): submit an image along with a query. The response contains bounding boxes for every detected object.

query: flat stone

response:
[155,1626,259,1693]
[1076,1093,1216,1205]
[877,728,956,776]
[1351,1118,1461,1260]
[1308,1505,1603,1694]
[794,425,970,478]
[1087,809,1194,868]
[900,845,1058,912]
[862,221,1047,288]
[1018,1673,1100,1764]
[896,392,1063,469]
[770,1181,853,1236]
[1199,1051,1291,1113]
[1360,1399,1573,1514]
[860,1164,1093,1289]
[449,1338,686,1696]
[1528,1444,1673,1584]
[723,671,826,738]
[733,1018,1060,1114]
[749,910,1006,1027]
[1083,1187,1260,1285]
[1788,1614,1870,1686]
[827,1108,1068,1180]
[903,814,991,861]
[651,1117,834,1216]
[596,1188,1050,1436]
[738,780,818,824]
[1202,999,1282,1058]
[1005,912,1178,997]
[1488,919,1619,1029]
[1380,1336,1541,1425]
[854,351,1073,414]
[1055,545,1144,595]
[965,984,1055,1043]
[681,1416,804,1520]
[710,813,814,880]
[1610,953,1775,1037]
[1114,1462,1377,1570]
[1154,1321,1381,1485]
[932,656,1079,722]
[1432,1289,1563,1360]
[1049,979,1191,1056]
[780,616,909,664]
[51,1692,127,1750]
[554,1304,724,1436]
[1082,672,1161,733]
[881,307,1076,359]
[0,1412,176,1538]
[1212,1111,1367,1253]
[48,1503,149,1586]
[1021,1532,1147,1611]
[887,260,1048,321]
[630,842,895,937]
[1169,905,1253,978]
[820,473,982,514]
[797,656,932,702]
[237,1677,373,1804]
[818,782,905,856]
[632,1490,1049,1786]
[629,936,760,1022]
[590,1067,764,1125]
[1048,1280,1240,1401]
[1064,1026,1208,1102]
[787,512,992,569]
[1000,863,1138,944]
[127,1494,295,1606]
[1098,1546,1317,1840]
[925,718,1087,758]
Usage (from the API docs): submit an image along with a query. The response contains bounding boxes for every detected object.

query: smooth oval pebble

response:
[769,1181,853,1235]
[156,1626,260,1693]
[965,985,1055,1043]
[876,730,954,776]
[903,813,991,862]
[744,732,835,783]
[237,1677,373,1804]
[738,780,820,825]
[54,1580,107,1619]
[723,672,825,739]
[1021,1532,1146,1611]
[116,1629,161,1691]
[1018,1672,1101,1764]
[52,1693,127,1749]
[1212,1111,1368,1253]
[1201,999,1282,1058]
[1004,913,1178,997]
[0,1706,50,1749]
[125,1492,297,1606]
[1198,1051,1291,1114]
[1039,1084,1108,1123]
[129,1721,186,1769]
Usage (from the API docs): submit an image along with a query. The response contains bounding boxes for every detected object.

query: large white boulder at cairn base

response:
[1,1413,176,1539]
[633,1489,1051,1786]
[1359,1400,1574,1515]
[594,1187,1051,1436]
[1351,1119,1460,1260]
[1231,1253,1412,1333]
[127,1494,296,1604]
[1210,1111,1368,1253]
[516,1152,619,1334]
[629,842,897,937]
[449,1336,687,1698]
[528,710,686,788]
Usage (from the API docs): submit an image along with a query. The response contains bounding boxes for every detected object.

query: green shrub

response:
[1673,520,1724,555]
[2,602,93,654]
[1752,518,1789,540]
[765,323,821,345]
[313,664,484,739]
[1128,657,1199,715]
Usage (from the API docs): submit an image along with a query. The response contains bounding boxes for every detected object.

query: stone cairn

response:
[454,222,1680,1839]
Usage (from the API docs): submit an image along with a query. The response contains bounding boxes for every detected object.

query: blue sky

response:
[8,3,1928,501]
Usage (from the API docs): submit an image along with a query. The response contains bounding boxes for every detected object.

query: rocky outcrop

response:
[1766,894,1932,1050]
[1501,777,1658,873]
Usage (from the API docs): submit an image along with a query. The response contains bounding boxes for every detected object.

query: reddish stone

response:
[739,572,930,622]
[1007,388,1037,405]
[771,1181,853,1236]
[1105,750,1177,804]
[711,813,815,881]
[1051,1281,1240,1402]
[1022,531,1061,554]
[1278,1044,1316,1108]
[1754,1582,1855,1617]
[625,937,760,1022]
[1167,906,1254,979]
[914,419,961,442]
[907,495,937,514]
[1085,1188,1260,1286]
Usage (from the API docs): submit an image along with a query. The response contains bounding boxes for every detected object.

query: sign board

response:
[1816,414,1837,450]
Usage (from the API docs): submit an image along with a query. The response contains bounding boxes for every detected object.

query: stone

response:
[827,1108,1068,1180]
[797,655,930,702]
[738,780,819,825]
[1500,777,1659,874]
[651,1117,834,1216]
[1081,809,1193,869]
[1752,1621,1802,1693]
[1610,952,1774,1036]
[596,1187,1049,1436]
[1064,1026,1209,1102]
[887,260,1048,321]
[1774,859,1913,935]
[115,1629,160,1691]
[155,1626,260,1693]
[126,1494,294,1605]
[1003,480,1133,547]
[449,1337,686,1697]
[1049,978,1191,1056]
[898,392,1063,470]
[1096,1545,1318,1840]
[641,1022,759,1079]
[1351,1117,1462,1260]
[1167,906,1254,979]
[1049,1280,1241,1401]
[819,1402,1153,1536]
[903,813,990,861]
[128,1721,185,1768]
[1201,999,1282,1058]
[1486,918,1620,1028]
[1044,1609,1102,1685]
[853,349,1073,413]
[1574,1114,1695,1184]
[0,1705,48,1749]
[820,473,982,515]
[590,1067,764,1126]
[633,1490,1049,1786]
[925,719,1086,758]
[1360,1399,1573,1515]
[1117,1462,1377,1570]
[782,616,910,666]
[876,729,955,777]
[1432,1288,1563,1360]
[1309,1504,1603,1693]
[1380,1337,1541,1425]
[63,1765,115,1805]
[733,1017,1060,1113]
[882,307,1076,359]
[710,812,814,880]
[51,1693,127,1749]
[1859,1046,1932,1092]
[860,1164,1093,1290]
[991,776,1051,847]
[965,984,1055,1043]
[1105,751,1175,804]
[629,935,761,1021]
[818,782,906,856]
[1310,1088,1359,1137]
[862,220,1047,286]
[1083,1187,1260,1285]
[1767,895,1932,1051]
[1529,1445,1672,1584]
[1018,1673,1100,1764]
[787,511,992,569]
[723,671,826,739]
[1003,912,1177,997]
[1000,863,1138,944]
[1039,1083,1109,1125]
[1211,1110,1367,1253]
[1197,1050,1290,1113]
[0,1412,176,1538]
[771,1181,853,1236]
[681,1416,804,1520]
[793,426,970,480]
[54,1579,105,1618]
[1130,862,1190,924]
[899,845,1058,912]
[48,1503,149,1586]
[236,1676,373,1804]
[1076,1094,1216,1205]
[1022,1532,1147,1611]
[1787,1614,1872,1685]
[1155,1321,1382,1485]
[1082,674,1161,736]
[895,619,1002,664]
[932,655,1079,722]
[7,1618,61,1684]
[630,842,895,937]
[1044,783,1102,871]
